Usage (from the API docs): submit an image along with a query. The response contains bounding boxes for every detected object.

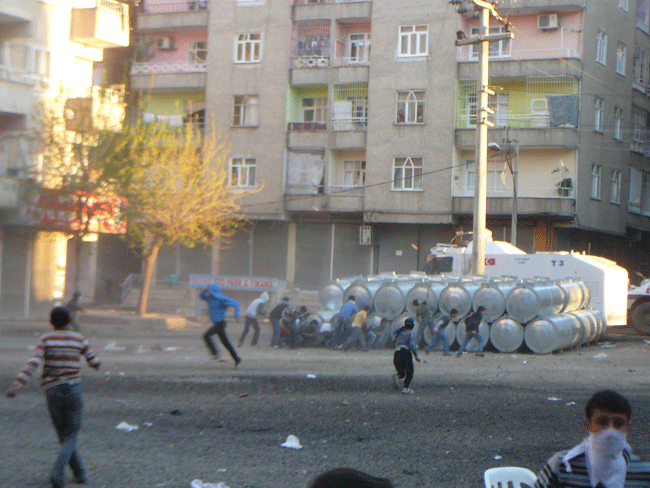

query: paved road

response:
[2,320,650,488]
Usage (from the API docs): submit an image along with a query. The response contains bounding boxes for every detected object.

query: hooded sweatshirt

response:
[246,292,269,318]
[200,283,240,323]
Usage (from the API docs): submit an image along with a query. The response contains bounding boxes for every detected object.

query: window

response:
[398,25,428,57]
[530,98,550,128]
[302,97,327,123]
[611,170,622,204]
[620,0,629,10]
[614,107,623,140]
[631,105,647,153]
[465,160,507,193]
[233,95,259,126]
[235,33,261,63]
[616,43,626,75]
[349,33,370,65]
[188,41,207,63]
[470,26,511,59]
[594,97,604,133]
[396,90,425,124]
[634,45,649,87]
[230,157,256,188]
[629,168,641,211]
[591,164,602,199]
[392,157,423,190]
[343,160,366,187]
[489,93,509,126]
[596,30,607,65]
[332,83,368,131]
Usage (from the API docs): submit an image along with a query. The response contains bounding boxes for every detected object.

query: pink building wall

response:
[144,31,208,64]
[459,11,583,61]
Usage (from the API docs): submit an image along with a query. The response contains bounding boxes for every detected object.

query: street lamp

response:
[488,138,518,246]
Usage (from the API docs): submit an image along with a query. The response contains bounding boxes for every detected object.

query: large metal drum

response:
[489,316,524,353]
[343,280,381,311]
[558,279,588,314]
[319,283,345,312]
[405,280,445,317]
[315,310,337,323]
[439,280,480,319]
[455,317,489,352]
[472,279,516,323]
[525,314,583,354]
[568,309,598,343]
[422,313,457,350]
[389,313,411,340]
[506,280,564,323]
[373,281,407,320]
[592,309,606,339]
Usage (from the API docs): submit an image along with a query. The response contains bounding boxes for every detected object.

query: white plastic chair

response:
[484,467,538,488]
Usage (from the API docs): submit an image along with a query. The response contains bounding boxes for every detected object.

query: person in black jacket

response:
[457,306,486,357]
[268,297,290,347]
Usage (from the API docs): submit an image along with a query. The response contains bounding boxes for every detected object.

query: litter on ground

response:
[115,421,139,432]
[280,434,303,450]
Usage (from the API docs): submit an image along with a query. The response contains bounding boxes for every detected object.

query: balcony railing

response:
[288,122,327,131]
[138,1,208,14]
[130,61,207,75]
[456,112,578,130]
[332,118,367,131]
[457,47,580,62]
[452,183,575,199]
[0,65,49,89]
[332,56,370,67]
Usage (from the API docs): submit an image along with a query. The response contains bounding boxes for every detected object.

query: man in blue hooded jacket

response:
[200,283,242,366]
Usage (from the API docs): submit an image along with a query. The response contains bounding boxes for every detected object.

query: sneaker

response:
[456,351,462,358]
[475,352,485,357]
[401,388,414,395]
[234,357,242,368]
[392,374,401,390]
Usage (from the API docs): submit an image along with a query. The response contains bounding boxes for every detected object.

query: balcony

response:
[0,177,21,208]
[64,85,125,132]
[0,0,35,39]
[136,1,208,32]
[455,126,579,150]
[70,0,129,49]
[0,69,43,115]
[452,187,575,220]
[130,61,207,90]
[293,0,372,23]
[284,187,364,213]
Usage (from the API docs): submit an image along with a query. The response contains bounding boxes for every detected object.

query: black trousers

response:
[393,348,414,388]
[203,321,239,361]
[239,317,260,346]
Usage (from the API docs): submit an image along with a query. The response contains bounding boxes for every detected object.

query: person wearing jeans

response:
[457,306,486,357]
[200,283,241,366]
[425,309,458,356]
[6,306,101,488]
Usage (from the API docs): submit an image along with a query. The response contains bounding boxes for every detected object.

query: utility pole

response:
[451,0,513,274]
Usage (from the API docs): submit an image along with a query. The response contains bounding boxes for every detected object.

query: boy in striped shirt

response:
[535,390,650,488]
[6,306,101,488]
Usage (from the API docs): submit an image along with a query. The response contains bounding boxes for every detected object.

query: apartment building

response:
[0,0,130,316]
[136,0,650,294]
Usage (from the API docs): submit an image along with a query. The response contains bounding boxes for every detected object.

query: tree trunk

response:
[138,243,161,316]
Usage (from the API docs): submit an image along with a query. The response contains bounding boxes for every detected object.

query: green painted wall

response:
[286,85,328,122]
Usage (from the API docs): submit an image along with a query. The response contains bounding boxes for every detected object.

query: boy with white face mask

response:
[535,390,650,488]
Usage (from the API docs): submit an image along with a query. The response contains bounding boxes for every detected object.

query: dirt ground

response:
[1,319,650,488]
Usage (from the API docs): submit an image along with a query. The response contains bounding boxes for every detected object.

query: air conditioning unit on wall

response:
[538,14,559,30]
[156,37,173,50]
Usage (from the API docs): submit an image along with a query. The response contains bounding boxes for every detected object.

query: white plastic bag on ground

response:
[115,421,139,432]
[190,480,230,488]
[280,434,303,450]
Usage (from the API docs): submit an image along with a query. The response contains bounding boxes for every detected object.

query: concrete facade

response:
[131,0,650,298]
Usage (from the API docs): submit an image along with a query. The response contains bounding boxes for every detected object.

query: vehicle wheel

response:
[630,300,650,335]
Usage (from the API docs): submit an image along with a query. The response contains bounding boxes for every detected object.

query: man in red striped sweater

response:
[6,306,101,488]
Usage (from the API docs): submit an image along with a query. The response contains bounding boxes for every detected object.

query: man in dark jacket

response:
[457,306,486,357]
[269,297,290,347]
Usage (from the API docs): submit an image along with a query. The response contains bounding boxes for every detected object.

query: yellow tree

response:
[103,118,245,316]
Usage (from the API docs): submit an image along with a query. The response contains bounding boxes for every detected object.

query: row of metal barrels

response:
[313,273,603,354]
